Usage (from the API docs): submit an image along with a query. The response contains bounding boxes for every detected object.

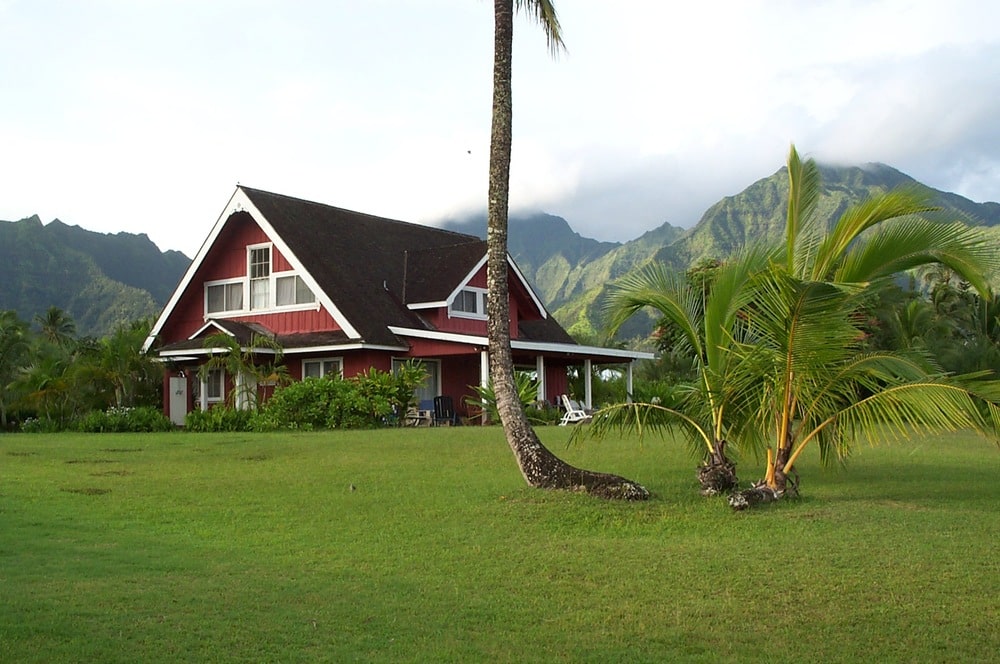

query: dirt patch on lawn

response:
[61,487,111,496]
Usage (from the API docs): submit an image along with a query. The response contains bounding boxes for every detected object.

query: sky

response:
[2,0,1000,258]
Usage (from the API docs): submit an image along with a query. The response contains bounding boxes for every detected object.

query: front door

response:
[169,376,188,426]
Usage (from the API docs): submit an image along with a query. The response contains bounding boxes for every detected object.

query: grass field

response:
[1,426,997,663]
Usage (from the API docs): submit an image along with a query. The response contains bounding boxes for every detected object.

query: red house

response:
[143,186,652,425]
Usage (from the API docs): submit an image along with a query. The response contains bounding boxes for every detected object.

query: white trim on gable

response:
[142,187,361,353]
[404,253,548,320]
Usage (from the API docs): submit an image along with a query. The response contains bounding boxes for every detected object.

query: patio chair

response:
[558,394,591,426]
[433,395,458,426]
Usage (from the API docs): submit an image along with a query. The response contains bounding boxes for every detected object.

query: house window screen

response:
[206,282,243,313]
[451,290,481,314]
[276,275,316,306]
[452,289,482,315]
[206,369,224,401]
[250,247,271,310]
[303,358,342,379]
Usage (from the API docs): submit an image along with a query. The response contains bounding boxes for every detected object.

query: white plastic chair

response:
[558,394,591,426]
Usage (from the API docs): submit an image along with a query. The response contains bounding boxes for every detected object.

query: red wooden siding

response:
[158,212,339,343]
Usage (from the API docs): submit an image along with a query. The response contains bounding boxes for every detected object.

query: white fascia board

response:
[157,342,408,359]
[142,187,361,353]
[387,326,655,361]
[431,253,547,320]
[407,301,448,311]
[507,255,547,319]
[188,320,234,340]
[143,187,245,353]
[281,343,409,354]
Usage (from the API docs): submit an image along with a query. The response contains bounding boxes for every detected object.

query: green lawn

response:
[1,427,997,663]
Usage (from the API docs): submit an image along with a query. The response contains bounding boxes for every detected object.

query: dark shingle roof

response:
[403,241,487,304]
[241,187,481,346]
[237,187,579,348]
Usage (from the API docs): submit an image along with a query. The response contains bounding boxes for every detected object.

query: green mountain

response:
[441,212,685,332]
[448,163,1000,344]
[6,161,996,344]
[0,216,190,337]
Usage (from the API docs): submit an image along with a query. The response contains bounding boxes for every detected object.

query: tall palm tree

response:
[487,0,648,500]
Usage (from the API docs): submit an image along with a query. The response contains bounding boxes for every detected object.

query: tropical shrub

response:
[184,406,253,432]
[76,406,174,433]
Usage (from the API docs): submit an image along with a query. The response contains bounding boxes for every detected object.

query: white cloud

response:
[1,1,1000,257]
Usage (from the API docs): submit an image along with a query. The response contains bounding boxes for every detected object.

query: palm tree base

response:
[513,434,650,500]
[728,476,799,510]
[697,460,739,496]
[697,441,738,496]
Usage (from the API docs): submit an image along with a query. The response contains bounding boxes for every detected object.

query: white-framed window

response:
[450,287,487,319]
[204,244,317,318]
[205,368,224,402]
[276,275,316,306]
[249,245,271,310]
[205,279,244,314]
[303,358,343,379]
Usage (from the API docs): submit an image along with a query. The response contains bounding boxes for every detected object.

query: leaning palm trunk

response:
[486,0,647,501]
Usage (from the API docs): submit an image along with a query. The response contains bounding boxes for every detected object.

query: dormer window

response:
[450,287,487,319]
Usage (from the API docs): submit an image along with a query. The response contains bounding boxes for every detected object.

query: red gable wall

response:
[158,212,340,343]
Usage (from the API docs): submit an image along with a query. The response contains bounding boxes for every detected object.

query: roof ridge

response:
[238,185,480,242]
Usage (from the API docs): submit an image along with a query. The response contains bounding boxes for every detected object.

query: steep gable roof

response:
[145,186,575,354]
[240,187,485,346]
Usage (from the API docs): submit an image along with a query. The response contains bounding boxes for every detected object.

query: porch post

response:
[535,355,545,405]
[199,375,207,411]
[480,349,490,423]
[584,359,593,410]
[480,350,490,390]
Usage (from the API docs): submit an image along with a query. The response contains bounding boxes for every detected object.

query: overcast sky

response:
[2,0,999,257]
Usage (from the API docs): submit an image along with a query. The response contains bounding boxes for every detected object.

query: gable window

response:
[206,281,243,314]
[276,275,316,306]
[450,288,487,319]
[249,245,271,310]
[303,358,343,379]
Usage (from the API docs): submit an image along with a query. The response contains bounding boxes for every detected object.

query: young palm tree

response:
[586,245,774,494]
[581,145,1000,507]
[730,146,1000,506]
[487,0,648,499]
[199,332,289,411]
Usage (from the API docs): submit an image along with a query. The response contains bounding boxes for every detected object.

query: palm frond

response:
[835,218,998,296]
[810,187,937,281]
[515,0,565,55]
[784,145,822,273]
[604,263,704,360]
[571,400,715,457]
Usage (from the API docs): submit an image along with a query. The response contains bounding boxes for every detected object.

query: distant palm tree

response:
[0,311,30,427]
[34,306,76,347]
[486,0,648,499]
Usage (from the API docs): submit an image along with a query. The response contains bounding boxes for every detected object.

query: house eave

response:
[386,326,655,361]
